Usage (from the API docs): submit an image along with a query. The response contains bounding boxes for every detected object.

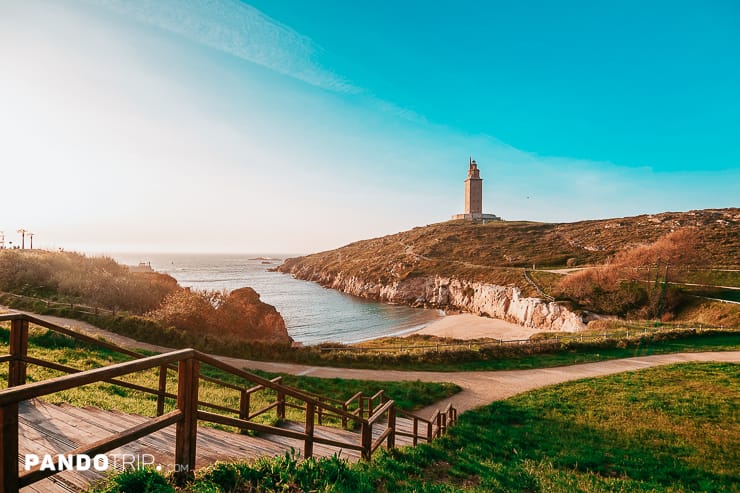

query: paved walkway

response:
[4,308,738,418]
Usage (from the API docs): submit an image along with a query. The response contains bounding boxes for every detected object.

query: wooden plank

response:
[19,411,182,488]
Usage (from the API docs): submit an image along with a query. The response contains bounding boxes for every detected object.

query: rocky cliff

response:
[278,263,585,332]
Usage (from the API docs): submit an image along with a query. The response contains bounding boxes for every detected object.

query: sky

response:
[1,0,738,254]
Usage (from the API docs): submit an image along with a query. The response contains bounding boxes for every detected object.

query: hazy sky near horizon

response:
[1,0,738,254]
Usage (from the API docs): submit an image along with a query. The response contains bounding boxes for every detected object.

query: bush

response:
[90,467,174,493]
[0,250,178,313]
[557,229,700,317]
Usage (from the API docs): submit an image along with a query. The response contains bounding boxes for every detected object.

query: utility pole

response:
[17,229,27,249]
[28,232,34,249]
[0,231,4,249]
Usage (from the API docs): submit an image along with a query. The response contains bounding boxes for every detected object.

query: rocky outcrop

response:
[219,287,292,344]
[279,264,585,332]
[149,287,292,344]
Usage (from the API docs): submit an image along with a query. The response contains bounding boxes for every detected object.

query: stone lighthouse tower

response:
[452,157,501,221]
[465,157,483,214]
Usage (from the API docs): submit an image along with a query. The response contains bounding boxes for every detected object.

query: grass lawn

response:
[92,362,739,492]
[305,331,740,372]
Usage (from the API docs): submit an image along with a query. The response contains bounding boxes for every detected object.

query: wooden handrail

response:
[0,313,246,393]
[0,349,195,406]
[0,313,143,359]
[196,352,360,424]
[367,400,394,425]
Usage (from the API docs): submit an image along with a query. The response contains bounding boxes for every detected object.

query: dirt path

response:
[5,308,738,419]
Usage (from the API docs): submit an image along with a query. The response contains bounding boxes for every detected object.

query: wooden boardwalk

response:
[1,314,455,492]
[18,399,416,492]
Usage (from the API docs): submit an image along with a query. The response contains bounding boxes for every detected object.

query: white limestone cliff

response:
[284,266,585,332]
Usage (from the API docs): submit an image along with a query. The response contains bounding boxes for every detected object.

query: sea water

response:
[112,253,442,345]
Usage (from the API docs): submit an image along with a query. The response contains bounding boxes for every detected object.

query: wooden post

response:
[304,402,315,458]
[0,403,19,493]
[276,389,286,421]
[239,390,250,420]
[435,413,442,438]
[9,318,29,387]
[175,358,199,486]
[239,390,250,434]
[156,365,167,416]
[412,418,418,446]
[342,403,348,429]
[427,421,432,442]
[387,405,396,450]
[361,421,372,460]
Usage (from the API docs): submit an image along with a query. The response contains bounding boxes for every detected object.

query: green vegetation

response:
[2,312,737,373]
[90,362,740,492]
[300,330,739,372]
[0,324,460,425]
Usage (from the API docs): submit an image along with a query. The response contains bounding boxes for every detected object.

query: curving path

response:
[4,308,739,418]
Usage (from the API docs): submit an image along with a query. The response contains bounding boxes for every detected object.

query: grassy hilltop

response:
[279,208,740,324]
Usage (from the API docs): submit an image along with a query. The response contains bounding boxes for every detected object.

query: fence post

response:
[387,404,396,450]
[0,402,19,493]
[435,412,442,438]
[240,390,250,420]
[175,357,199,486]
[276,389,286,421]
[361,420,372,460]
[156,365,167,416]
[342,403,348,429]
[9,317,29,387]
[239,390,250,434]
[275,377,286,422]
[412,418,418,446]
[304,402,315,458]
[427,421,432,442]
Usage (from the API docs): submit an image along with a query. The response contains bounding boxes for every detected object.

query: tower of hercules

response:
[451,157,501,221]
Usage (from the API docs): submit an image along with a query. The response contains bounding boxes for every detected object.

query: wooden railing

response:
[0,312,457,492]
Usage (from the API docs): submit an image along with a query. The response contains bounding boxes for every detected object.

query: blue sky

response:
[1,0,738,253]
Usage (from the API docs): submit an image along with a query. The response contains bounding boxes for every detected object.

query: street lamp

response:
[17,229,27,249]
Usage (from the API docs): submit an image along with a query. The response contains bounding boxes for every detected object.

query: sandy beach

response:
[410,313,545,341]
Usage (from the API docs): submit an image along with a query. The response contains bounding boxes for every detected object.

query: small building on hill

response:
[452,157,502,221]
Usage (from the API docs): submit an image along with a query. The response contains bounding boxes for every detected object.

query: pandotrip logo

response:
[24,453,157,472]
